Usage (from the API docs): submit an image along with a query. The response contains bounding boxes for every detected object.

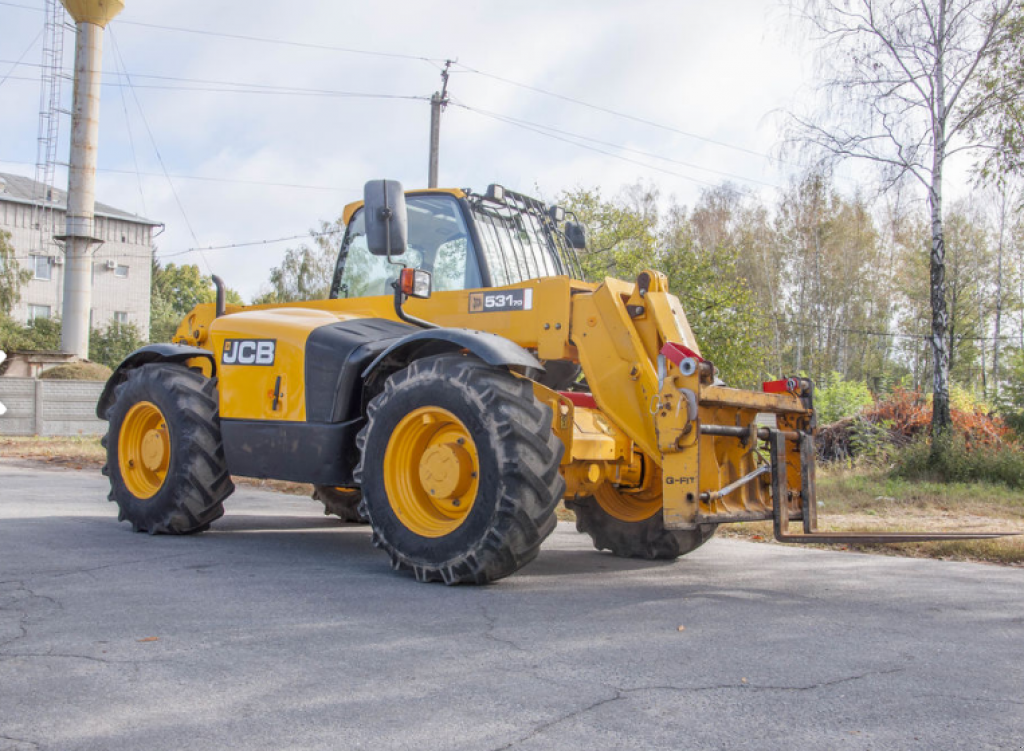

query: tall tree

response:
[150,261,242,342]
[254,219,343,304]
[0,229,31,316]
[663,189,770,388]
[943,198,990,386]
[787,0,1016,448]
[561,184,768,387]
[983,178,1022,397]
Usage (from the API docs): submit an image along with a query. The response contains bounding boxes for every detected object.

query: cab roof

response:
[341,187,467,226]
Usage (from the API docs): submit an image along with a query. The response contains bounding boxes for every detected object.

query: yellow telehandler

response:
[97,180,1009,583]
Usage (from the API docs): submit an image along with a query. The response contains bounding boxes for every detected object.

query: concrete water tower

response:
[58,0,124,358]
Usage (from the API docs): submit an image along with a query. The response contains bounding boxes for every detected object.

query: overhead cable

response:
[109,27,209,273]
[453,103,720,188]
[0,0,790,168]
[453,63,784,164]
[0,28,42,90]
[0,1,444,64]
[452,100,781,189]
[159,228,342,258]
[0,158,355,192]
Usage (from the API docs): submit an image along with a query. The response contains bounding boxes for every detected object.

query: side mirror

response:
[565,221,587,250]
[364,179,408,257]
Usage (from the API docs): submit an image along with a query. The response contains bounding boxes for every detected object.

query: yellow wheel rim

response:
[594,460,661,523]
[383,406,480,538]
[118,401,170,499]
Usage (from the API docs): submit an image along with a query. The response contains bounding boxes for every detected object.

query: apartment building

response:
[0,171,162,337]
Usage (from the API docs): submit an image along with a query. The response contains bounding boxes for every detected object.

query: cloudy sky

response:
[1,0,815,299]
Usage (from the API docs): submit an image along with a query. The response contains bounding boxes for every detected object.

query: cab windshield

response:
[331,194,482,299]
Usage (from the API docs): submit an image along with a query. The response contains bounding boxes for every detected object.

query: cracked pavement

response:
[1,460,1022,750]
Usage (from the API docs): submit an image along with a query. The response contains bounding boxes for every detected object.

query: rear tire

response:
[102,363,233,534]
[312,485,368,523]
[566,461,715,559]
[355,354,564,584]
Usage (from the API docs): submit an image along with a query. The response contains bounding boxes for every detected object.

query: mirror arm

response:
[392,281,437,329]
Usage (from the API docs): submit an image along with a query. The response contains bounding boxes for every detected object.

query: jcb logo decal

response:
[222,339,276,366]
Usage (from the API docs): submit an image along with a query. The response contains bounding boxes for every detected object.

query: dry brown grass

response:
[0,435,106,468]
[0,436,315,496]
[715,467,1024,566]
[3,436,1021,564]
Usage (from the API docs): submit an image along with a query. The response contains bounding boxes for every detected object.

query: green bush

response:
[89,320,145,369]
[815,372,874,424]
[848,417,893,464]
[0,314,62,352]
[892,433,1024,489]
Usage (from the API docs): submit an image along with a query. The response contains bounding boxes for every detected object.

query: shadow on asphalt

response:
[59,509,700,582]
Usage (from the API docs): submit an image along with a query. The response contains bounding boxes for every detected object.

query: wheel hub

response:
[384,407,480,537]
[419,442,473,504]
[118,401,170,499]
[595,460,662,522]
[140,428,167,471]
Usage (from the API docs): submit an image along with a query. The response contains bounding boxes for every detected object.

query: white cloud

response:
[1,0,818,300]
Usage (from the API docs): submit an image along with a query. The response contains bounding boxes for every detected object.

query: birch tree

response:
[787,0,1016,447]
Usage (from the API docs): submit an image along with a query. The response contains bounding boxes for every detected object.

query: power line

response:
[452,100,781,189]
[158,229,342,259]
[1,2,793,170]
[5,59,775,189]
[109,27,209,274]
[453,63,787,165]
[0,65,428,101]
[0,1,446,64]
[769,315,1018,343]
[0,158,357,192]
[453,103,719,189]
[110,35,147,217]
[0,28,42,90]
[113,18,441,64]
[1,0,792,169]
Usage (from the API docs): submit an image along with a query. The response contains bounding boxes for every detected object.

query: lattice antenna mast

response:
[31,0,69,254]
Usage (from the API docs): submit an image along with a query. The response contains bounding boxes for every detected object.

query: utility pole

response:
[428,60,452,189]
[58,0,124,359]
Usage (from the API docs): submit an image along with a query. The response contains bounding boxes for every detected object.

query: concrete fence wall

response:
[0,378,106,436]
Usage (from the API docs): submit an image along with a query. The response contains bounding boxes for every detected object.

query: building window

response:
[114,264,129,278]
[33,255,52,281]
[27,304,51,322]
[114,311,128,325]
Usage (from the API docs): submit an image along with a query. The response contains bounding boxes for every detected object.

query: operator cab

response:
[329,185,585,300]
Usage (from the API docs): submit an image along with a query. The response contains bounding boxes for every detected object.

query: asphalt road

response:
[1,460,1022,751]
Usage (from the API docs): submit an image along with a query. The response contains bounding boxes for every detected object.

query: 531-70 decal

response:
[469,288,534,313]
[222,339,276,366]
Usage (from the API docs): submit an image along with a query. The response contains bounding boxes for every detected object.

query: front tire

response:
[355,355,564,584]
[102,364,234,534]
